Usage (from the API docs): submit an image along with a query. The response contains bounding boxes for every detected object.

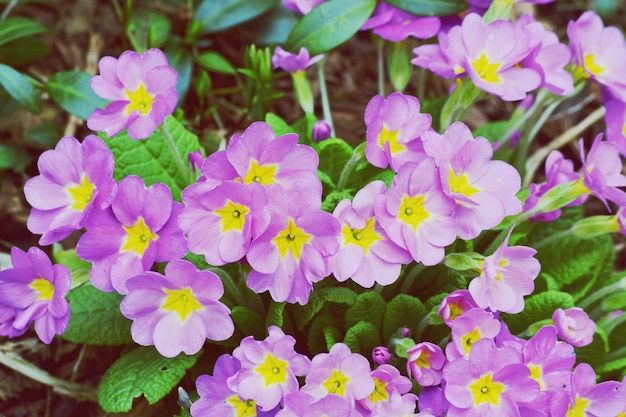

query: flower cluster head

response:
[77,175,187,294]
[120,259,234,357]
[0,247,70,344]
[88,48,178,140]
[24,135,116,245]
[272,46,324,73]
[413,12,573,101]
[361,2,440,42]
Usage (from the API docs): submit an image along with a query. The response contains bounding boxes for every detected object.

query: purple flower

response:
[272,46,324,73]
[179,181,270,266]
[246,186,340,305]
[372,346,391,365]
[552,307,596,347]
[423,122,522,240]
[76,175,188,294]
[567,11,626,101]
[361,2,440,41]
[550,363,625,417]
[364,93,431,172]
[468,228,540,314]
[358,363,413,413]
[282,0,326,15]
[374,159,456,266]
[228,326,311,411]
[277,392,361,417]
[444,339,539,417]
[120,260,234,357]
[88,48,178,140]
[406,342,446,387]
[368,391,419,417]
[419,385,450,417]
[579,134,626,209]
[445,308,501,361]
[24,135,116,245]
[328,181,412,288]
[0,247,70,344]
[438,289,478,327]
[312,119,332,142]
[605,98,626,157]
[301,343,375,406]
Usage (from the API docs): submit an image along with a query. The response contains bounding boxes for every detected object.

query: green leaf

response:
[308,314,341,354]
[98,347,200,413]
[602,293,626,313]
[383,294,427,342]
[62,281,133,346]
[385,0,468,16]
[196,51,236,75]
[265,112,295,137]
[127,8,172,51]
[0,17,47,47]
[284,0,377,56]
[597,356,626,376]
[575,329,608,369]
[503,291,574,334]
[52,245,92,271]
[322,189,352,213]
[343,321,380,355]
[192,0,279,35]
[26,121,62,148]
[315,138,353,185]
[231,306,265,340]
[318,287,358,305]
[293,287,357,330]
[250,5,298,45]
[103,115,201,201]
[345,291,386,330]
[266,301,285,328]
[47,71,108,120]
[165,39,193,100]
[0,36,51,67]
[0,144,30,171]
[0,63,41,113]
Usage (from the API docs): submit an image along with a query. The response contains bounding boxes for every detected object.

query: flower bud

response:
[552,307,596,347]
[372,346,391,365]
[312,119,332,142]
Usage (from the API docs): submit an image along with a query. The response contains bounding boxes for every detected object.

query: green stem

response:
[317,59,335,137]
[377,40,385,97]
[606,344,626,362]
[400,262,425,294]
[578,276,626,310]
[0,346,98,401]
[159,123,193,185]
[336,142,366,192]
[523,106,606,187]
[498,89,549,146]
[533,228,574,250]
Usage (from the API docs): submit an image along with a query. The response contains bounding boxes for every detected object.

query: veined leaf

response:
[344,321,380,355]
[0,63,41,113]
[47,71,108,120]
[0,17,47,47]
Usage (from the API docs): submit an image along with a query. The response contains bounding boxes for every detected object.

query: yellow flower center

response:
[272,218,312,261]
[461,328,482,355]
[121,217,158,256]
[125,83,155,115]
[30,278,54,301]
[566,395,591,417]
[161,287,203,321]
[341,217,382,255]
[448,301,465,321]
[583,54,604,76]
[469,372,506,406]
[322,369,350,396]
[242,159,277,185]
[377,125,405,155]
[412,348,431,369]
[448,168,480,199]
[214,200,249,233]
[398,194,430,231]
[226,395,257,417]
[67,174,96,211]
[528,364,545,390]
[255,353,288,386]
[369,377,389,404]
[471,53,502,83]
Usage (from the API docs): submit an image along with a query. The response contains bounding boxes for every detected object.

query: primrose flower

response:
[272,46,324,73]
[468,228,540,314]
[550,363,625,417]
[579,134,626,209]
[228,326,311,411]
[605,98,626,157]
[0,246,70,344]
[328,181,412,288]
[76,175,187,294]
[438,289,478,327]
[567,11,626,101]
[423,122,522,240]
[361,2,440,41]
[374,158,456,266]
[24,135,116,245]
[552,307,596,347]
[120,260,233,357]
[277,392,361,417]
[419,385,450,417]
[179,181,270,266]
[301,343,375,406]
[191,354,276,417]
[406,342,446,387]
[312,119,332,142]
[201,122,322,195]
[368,391,419,417]
[358,364,413,413]
[364,93,431,172]
[88,48,178,140]
[246,186,340,305]
[282,0,326,15]
[445,308,501,361]
[372,346,391,365]
[443,339,539,417]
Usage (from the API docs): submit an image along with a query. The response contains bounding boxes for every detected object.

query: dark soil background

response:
[0,0,625,416]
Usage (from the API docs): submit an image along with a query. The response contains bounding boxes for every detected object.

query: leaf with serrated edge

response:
[98,347,200,412]
[383,294,426,341]
[345,292,386,330]
[344,321,380,355]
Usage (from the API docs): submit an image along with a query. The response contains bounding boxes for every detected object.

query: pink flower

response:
[282,0,326,15]
[361,2,440,41]
[552,307,596,347]
[406,342,446,387]
[228,326,311,411]
[468,228,540,314]
[372,346,391,365]
[358,363,413,412]
[605,98,626,157]
[24,135,116,245]
[88,49,178,139]
[445,308,501,361]
[437,290,478,327]
[272,46,324,73]
[0,247,70,344]
[579,134,626,209]
[277,392,361,417]
[120,260,234,357]
[374,158,456,266]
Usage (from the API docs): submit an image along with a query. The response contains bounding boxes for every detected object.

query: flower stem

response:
[317,59,335,137]
[336,142,366,192]
[578,275,626,310]
[0,345,98,401]
[376,39,385,97]
[159,122,194,185]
